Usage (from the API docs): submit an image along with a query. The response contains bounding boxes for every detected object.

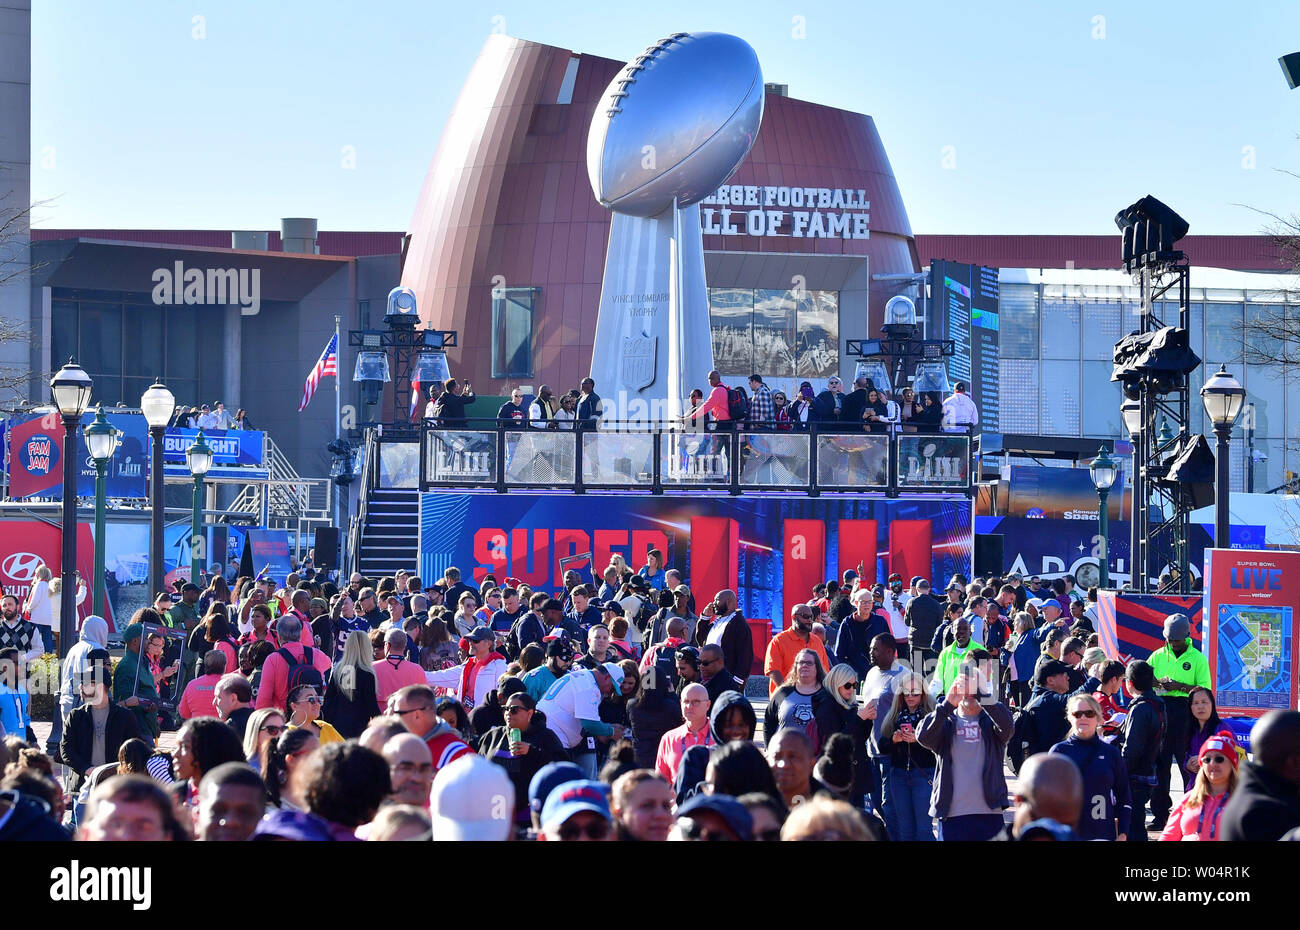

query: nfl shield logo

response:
[622,335,657,391]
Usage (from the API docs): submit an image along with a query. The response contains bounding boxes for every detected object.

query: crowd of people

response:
[416,372,980,434]
[169,401,253,431]
[2,554,1299,843]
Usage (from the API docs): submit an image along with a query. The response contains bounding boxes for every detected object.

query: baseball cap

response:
[540,779,611,833]
[909,575,923,586]
[673,584,691,597]
[888,573,903,583]
[599,661,626,690]
[430,754,516,841]
[529,762,585,815]
[466,626,495,643]
[1040,599,1062,613]
[628,575,648,591]
[542,598,564,612]
[675,794,754,841]
[1163,613,1191,641]
[1035,659,1071,686]
[545,637,575,660]
[599,599,624,616]
[946,581,963,592]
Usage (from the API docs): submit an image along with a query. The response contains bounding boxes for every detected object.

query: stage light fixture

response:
[1114,195,1189,272]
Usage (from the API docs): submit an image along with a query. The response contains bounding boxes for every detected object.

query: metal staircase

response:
[222,436,333,548]
[357,488,420,577]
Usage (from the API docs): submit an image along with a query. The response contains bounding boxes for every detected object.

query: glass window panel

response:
[753,289,797,377]
[999,284,1038,359]
[1188,303,1203,359]
[491,288,534,378]
[1244,365,1284,438]
[51,300,77,370]
[1187,365,1205,435]
[1244,302,1285,365]
[1040,300,1080,360]
[1039,361,1080,435]
[1204,302,1243,363]
[1081,361,1123,438]
[198,311,226,405]
[998,359,1039,433]
[1246,437,1282,494]
[708,288,753,377]
[92,377,122,408]
[1081,302,1123,360]
[123,305,164,379]
[79,302,122,376]
[166,307,197,370]
[795,290,838,378]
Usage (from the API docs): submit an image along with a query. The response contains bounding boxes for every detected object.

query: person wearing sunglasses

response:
[241,708,285,771]
[285,684,344,745]
[538,779,614,841]
[1048,694,1131,841]
[1160,733,1239,841]
[879,672,938,840]
[477,690,568,820]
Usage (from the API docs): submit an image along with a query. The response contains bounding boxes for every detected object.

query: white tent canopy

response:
[1190,493,1300,548]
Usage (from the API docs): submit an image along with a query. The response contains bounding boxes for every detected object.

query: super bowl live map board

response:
[1216,604,1292,709]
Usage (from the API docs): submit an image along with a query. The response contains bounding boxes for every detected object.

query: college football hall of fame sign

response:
[586,32,764,421]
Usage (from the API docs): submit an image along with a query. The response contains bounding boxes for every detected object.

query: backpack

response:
[1007,701,1044,775]
[727,386,749,420]
[277,645,323,695]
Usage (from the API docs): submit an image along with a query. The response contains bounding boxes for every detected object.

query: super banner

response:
[420,492,973,626]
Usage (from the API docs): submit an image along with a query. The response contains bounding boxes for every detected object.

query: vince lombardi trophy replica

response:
[586,32,764,422]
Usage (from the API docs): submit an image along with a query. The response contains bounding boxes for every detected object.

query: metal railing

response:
[417,418,974,496]
[347,427,381,574]
[220,436,332,556]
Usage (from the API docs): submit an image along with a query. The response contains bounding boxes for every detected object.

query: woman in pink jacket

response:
[1159,733,1239,841]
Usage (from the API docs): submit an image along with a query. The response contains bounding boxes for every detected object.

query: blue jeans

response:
[573,749,598,780]
[885,764,935,841]
[871,757,898,839]
[937,813,1003,842]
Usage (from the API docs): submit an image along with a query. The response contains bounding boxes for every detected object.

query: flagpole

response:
[333,315,341,553]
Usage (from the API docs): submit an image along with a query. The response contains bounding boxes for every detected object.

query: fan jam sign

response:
[699,185,870,240]
[20,433,57,475]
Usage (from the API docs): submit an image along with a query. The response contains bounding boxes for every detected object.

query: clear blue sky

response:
[30,0,1300,234]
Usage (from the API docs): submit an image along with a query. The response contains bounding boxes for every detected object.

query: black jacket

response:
[1118,691,1166,779]
[764,685,842,754]
[60,702,142,779]
[506,612,546,660]
[880,704,936,770]
[1220,760,1300,842]
[702,667,742,707]
[478,716,570,812]
[812,390,841,423]
[321,667,382,739]
[577,392,602,425]
[433,390,475,427]
[628,690,683,770]
[834,612,890,678]
[698,612,752,686]
[1023,676,1101,753]
[840,388,868,424]
[709,690,757,743]
[904,594,943,648]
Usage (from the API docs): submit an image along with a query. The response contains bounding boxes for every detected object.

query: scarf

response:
[458,651,505,709]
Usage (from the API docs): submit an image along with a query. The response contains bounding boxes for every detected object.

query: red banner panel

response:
[689,516,739,606]
[783,519,827,631]
[837,519,878,586]
[889,519,932,586]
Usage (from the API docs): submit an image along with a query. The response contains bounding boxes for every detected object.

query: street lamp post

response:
[49,360,94,660]
[1089,446,1118,590]
[83,406,121,618]
[1201,365,1246,549]
[140,381,175,599]
[186,431,214,585]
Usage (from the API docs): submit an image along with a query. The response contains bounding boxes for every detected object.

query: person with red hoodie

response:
[254,615,332,711]
[424,627,508,711]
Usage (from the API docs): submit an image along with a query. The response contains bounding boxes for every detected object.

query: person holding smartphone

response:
[879,672,937,841]
[916,663,1013,842]
[477,691,568,821]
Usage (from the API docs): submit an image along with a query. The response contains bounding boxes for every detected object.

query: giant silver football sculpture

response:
[587,32,764,421]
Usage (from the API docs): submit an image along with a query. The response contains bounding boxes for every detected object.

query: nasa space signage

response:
[699,185,870,240]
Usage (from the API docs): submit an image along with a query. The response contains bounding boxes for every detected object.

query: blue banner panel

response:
[246,528,294,584]
[162,428,264,466]
[420,493,973,625]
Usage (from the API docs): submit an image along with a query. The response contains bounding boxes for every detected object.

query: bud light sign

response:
[162,428,264,466]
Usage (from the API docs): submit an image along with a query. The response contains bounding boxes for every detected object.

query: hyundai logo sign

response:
[2,551,43,582]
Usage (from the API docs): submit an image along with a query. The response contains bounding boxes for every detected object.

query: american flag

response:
[298,333,338,412]
[410,373,422,422]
